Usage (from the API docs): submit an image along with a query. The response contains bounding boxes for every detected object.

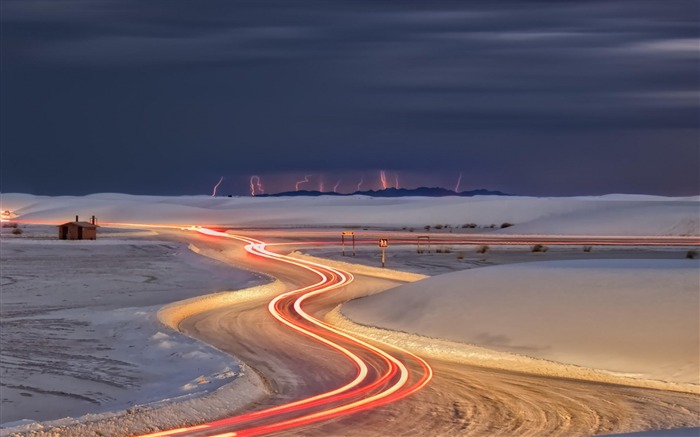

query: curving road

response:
[141,228,699,437]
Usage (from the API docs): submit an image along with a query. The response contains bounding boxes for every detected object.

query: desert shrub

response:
[2,222,17,228]
[583,245,593,253]
[424,225,431,231]
[462,223,477,229]
[456,252,465,260]
[476,245,489,254]
[687,250,699,259]
[500,222,513,228]
[408,227,415,232]
[434,224,443,230]
[435,246,452,254]
[11,227,23,235]
[531,244,548,253]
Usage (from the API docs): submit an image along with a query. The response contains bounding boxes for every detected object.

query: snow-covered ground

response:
[0,193,698,435]
[0,225,267,429]
[342,258,700,387]
[1,193,698,236]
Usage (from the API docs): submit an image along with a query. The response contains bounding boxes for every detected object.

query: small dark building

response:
[58,216,98,240]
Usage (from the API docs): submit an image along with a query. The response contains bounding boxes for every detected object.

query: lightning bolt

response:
[333,179,341,193]
[250,175,264,196]
[356,175,364,192]
[394,172,399,189]
[295,175,312,191]
[455,172,462,193]
[212,176,223,197]
[379,170,387,190]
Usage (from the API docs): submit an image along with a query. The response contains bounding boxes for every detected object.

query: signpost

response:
[341,231,355,256]
[378,238,388,267]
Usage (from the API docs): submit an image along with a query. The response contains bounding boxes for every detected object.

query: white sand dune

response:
[342,259,700,386]
[1,193,698,235]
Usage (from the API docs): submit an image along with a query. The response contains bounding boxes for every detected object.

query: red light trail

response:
[136,227,432,437]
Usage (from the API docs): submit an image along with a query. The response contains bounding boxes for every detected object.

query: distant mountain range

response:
[255,187,509,198]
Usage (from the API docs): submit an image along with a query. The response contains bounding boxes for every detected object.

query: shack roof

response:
[57,222,98,228]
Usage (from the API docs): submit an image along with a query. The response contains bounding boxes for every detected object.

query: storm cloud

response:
[1,0,698,195]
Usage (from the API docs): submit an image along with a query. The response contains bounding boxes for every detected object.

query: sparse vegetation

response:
[434,224,443,230]
[2,222,18,228]
[500,222,513,229]
[583,245,593,253]
[476,245,489,254]
[456,252,465,260]
[11,227,23,235]
[462,223,477,229]
[435,246,452,253]
[424,225,431,231]
[531,244,548,253]
[687,250,698,259]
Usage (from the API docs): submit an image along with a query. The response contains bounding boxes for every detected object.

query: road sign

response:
[342,231,355,256]
[378,239,388,267]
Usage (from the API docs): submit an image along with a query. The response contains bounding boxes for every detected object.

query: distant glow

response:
[356,175,364,191]
[212,176,223,197]
[333,180,341,192]
[250,176,264,196]
[455,172,462,193]
[394,172,399,189]
[379,170,387,189]
[296,174,312,191]
[319,179,325,193]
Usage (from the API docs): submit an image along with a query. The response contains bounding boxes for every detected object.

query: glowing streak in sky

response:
[379,170,387,189]
[212,176,224,197]
[394,173,399,189]
[333,180,341,193]
[319,179,325,193]
[250,175,264,196]
[356,175,364,191]
[296,175,312,191]
[455,172,463,193]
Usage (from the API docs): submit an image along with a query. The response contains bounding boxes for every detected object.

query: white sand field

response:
[1,193,698,236]
[0,226,267,429]
[0,193,698,435]
[342,258,700,387]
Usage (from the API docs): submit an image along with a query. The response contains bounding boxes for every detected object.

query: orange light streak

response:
[134,227,433,437]
[379,170,387,189]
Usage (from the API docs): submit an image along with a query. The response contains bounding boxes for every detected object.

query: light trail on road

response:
[136,227,432,437]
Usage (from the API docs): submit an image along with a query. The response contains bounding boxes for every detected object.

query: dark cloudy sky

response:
[1,0,698,196]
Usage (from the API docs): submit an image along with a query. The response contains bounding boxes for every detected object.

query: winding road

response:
[138,228,699,437]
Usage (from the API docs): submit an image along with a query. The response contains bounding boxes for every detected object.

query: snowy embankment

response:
[0,230,269,434]
[340,259,699,391]
[1,192,698,235]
